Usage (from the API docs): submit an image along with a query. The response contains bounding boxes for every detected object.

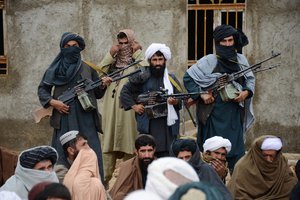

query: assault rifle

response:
[32,60,142,123]
[205,53,281,101]
[136,89,205,127]
[136,90,206,106]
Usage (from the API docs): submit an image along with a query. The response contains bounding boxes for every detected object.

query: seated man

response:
[170,138,233,200]
[54,130,89,182]
[0,146,59,199]
[228,135,297,199]
[202,136,232,182]
[290,160,300,200]
[109,134,156,200]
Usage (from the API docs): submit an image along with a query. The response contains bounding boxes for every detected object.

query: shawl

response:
[43,32,85,86]
[0,146,59,200]
[109,156,143,200]
[114,29,136,68]
[228,135,297,200]
[63,148,106,200]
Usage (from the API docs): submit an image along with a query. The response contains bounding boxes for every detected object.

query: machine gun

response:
[136,89,205,128]
[205,53,281,101]
[32,60,142,123]
[136,90,206,106]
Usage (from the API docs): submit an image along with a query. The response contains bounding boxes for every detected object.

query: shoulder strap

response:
[168,75,182,93]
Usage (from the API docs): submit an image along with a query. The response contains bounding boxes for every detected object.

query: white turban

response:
[203,136,232,153]
[124,190,163,200]
[261,137,282,151]
[145,43,171,61]
[0,191,21,200]
[145,157,199,200]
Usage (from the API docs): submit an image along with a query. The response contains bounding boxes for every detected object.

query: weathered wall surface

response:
[0,0,299,153]
[0,0,187,151]
[244,0,300,152]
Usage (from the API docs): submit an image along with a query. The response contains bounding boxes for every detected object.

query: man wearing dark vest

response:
[38,32,111,181]
[120,43,181,158]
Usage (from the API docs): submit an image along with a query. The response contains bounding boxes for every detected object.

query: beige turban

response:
[145,157,199,200]
[145,43,171,60]
[261,137,282,151]
[203,136,232,153]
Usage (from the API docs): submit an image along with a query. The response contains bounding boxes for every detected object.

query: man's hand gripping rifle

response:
[137,89,205,126]
[206,52,281,102]
[32,60,142,123]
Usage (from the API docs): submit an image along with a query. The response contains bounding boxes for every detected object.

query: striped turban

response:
[19,146,58,169]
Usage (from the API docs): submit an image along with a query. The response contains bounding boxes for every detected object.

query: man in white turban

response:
[121,43,182,158]
[228,135,297,199]
[202,136,231,182]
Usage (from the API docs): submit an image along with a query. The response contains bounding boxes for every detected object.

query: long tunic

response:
[120,69,181,155]
[38,62,105,181]
[183,54,255,169]
[97,51,147,154]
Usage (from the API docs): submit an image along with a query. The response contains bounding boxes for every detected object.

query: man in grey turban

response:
[183,24,255,172]
[121,43,181,158]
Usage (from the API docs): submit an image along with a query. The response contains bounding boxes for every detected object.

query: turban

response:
[60,130,79,146]
[60,32,85,50]
[0,191,21,200]
[145,157,199,200]
[124,190,162,200]
[261,137,283,151]
[168,182,223,200]
[213,24,248,50]
[171,139,197,157]
[145,43,171,61]
[20,146,58,169]
[203,136,232,153]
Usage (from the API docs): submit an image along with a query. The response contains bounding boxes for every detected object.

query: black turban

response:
[213,24,248,50]
[20,146,58,169]
[172,139,197,157]
[60,32,85,50]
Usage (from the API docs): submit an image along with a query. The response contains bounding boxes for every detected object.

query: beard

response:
[139,157,154,171]
[150,64,166,78]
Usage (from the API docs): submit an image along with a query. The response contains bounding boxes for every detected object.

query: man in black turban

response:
[38,32,111,182]
[184,24,255,173]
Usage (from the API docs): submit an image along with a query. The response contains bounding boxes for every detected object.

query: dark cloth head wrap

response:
[213,24,248,50]
[20,146,58,169]
[171,139,197,157]
[43,32,85,86]
[168,181,223,200]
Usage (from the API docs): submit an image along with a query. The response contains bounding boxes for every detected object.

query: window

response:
[0,0,7,76]
[188,0,246,67]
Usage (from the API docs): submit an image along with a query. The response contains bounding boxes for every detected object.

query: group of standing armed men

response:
[30,24,297,199]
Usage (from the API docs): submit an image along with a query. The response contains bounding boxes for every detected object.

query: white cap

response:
[261,137,282,151]
[60,130,79,146]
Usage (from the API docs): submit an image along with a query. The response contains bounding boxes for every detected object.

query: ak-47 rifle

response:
[32,60,142,123]
[205,53,281,101]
